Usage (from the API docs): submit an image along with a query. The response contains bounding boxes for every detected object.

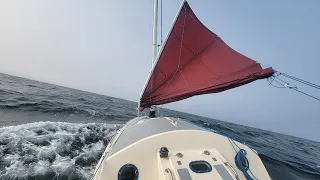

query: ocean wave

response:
[0,100,124,119]
[26,84,38,88]
[260,154,320,179]
[0,122,122,180]
[0,89,23,96]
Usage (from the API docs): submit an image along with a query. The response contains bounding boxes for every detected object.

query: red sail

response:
[139,2,274,110]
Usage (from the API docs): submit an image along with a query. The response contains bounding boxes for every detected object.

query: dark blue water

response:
[0,73,319,180]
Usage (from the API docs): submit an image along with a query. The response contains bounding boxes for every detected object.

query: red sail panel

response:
[139,2,274,110]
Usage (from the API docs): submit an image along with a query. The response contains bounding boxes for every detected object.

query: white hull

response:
[92,117,270,180]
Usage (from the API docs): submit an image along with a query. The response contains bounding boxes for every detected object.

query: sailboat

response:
[93,1,274,179]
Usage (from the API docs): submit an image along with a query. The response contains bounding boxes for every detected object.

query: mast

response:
[152,0,159,65]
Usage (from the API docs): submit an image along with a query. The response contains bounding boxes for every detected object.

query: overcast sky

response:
[0,0,319,141]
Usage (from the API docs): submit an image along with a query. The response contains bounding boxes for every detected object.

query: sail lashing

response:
[139,2,274,110]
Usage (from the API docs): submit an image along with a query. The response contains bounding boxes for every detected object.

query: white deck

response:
[92,117,271,180]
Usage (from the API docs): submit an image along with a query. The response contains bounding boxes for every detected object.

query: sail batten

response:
[139,2,274,110]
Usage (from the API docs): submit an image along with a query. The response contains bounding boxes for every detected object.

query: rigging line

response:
[290,87,320,102]
[268,77,275,86]
[283,75,320,89]
[270,76,288,87]
[271,75,292,88]
[277,71,316,85]
[228,138,238,152]
[273,76,296,88]
[268,78,286,89]
[273,78,290,88]
[273,76,288,84]
[278,72,320,90]
[275,70,320,88]
[271,77,320,102]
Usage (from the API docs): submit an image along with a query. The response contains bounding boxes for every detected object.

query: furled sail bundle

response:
[139,2,274,110]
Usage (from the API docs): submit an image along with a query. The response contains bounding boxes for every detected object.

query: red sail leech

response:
[139,2,274,110]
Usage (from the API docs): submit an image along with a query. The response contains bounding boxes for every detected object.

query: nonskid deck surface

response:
[93,117,271,180]
[110,116,205,155]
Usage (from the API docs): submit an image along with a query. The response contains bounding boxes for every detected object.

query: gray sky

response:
[0,0,319,141]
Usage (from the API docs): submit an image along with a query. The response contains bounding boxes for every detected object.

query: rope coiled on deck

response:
[235,149,255,180]
[227,137,258,180]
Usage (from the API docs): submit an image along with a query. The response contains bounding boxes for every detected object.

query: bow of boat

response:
[93,117,270,180]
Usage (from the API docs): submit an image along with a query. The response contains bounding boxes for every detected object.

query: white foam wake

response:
[0,121,122,180]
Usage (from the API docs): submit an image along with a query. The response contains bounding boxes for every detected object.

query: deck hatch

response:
[189,160,212,173]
